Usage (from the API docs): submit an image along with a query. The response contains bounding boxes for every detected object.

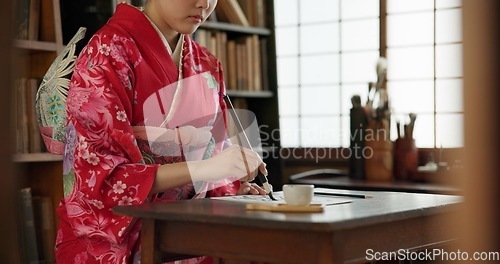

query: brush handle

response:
[258,173,272,193]
[224,95,273,196]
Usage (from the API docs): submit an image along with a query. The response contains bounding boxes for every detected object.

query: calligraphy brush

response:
[223,95,277,201]
[375,57,387,91]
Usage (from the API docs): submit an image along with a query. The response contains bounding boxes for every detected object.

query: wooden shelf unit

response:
[13,39,59,52]
[12,0,63,263]
[13,153,64,163]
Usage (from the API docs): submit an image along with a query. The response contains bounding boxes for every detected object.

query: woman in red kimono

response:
[55,0,268,263]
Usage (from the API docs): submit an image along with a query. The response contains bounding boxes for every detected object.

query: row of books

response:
[19,188,56,264]
[15,0,41,40]
[214,0,267,28]
[15,78,44,154]
[195,30,269,92]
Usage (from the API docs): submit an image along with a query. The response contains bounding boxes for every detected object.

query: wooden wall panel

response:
[461,0,500,258]
[0,0,20,262]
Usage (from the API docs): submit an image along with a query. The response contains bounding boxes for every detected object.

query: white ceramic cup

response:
[282,184,314,206]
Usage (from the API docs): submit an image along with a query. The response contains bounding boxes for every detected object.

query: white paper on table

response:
[210,191,351,206]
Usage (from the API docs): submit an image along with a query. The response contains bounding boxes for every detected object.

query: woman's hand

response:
[188,145,267,183]
[236,181,267,195]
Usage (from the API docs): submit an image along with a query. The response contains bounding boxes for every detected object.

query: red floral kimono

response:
[55,4,239,263]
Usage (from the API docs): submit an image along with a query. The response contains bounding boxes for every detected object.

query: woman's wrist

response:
[150,162,192,195]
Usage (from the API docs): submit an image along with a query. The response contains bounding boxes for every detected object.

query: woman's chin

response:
[176,25,201,35]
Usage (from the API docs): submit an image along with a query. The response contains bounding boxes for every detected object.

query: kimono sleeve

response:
[62,32,158,244]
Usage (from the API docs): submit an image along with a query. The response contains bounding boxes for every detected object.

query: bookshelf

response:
[13,0,63,263]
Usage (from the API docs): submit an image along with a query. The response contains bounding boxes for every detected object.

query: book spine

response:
[349,107,366,180]
[28,0,40,40]
[32,196,56,263]
[16,0,30,39]
[19,188,40,263]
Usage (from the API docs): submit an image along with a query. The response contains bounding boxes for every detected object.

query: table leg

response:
[317,233,343,264]
[141,219,162,264]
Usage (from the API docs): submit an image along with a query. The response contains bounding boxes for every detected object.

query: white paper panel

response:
[387,0,434,13]
[388,80,434,114]
[340,0,379,19]
[300,54,340,85]
[275,27,299,56]
[301,117,341,147]
[436,9,462,43]
[341,51,379,83]
[436,114,464,148]
[278,87,299,116]
[300,0,340,24]
[412,114,434,148]
[436,44,463,78]
[277,57,299,86]
[387,12,434,47]
[436,79,463,112]
[279,117,300,147]
[301,23,340,54]
[300,85,340,115]
[274,0,299,26]
[436,0,461,9]
[387,47,434,80]
[341,19,379,51]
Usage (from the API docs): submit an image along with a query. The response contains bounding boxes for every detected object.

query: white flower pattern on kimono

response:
[116,111,127,122]
[113,181,126,194]
[118,196,134,205]
[86,152,100,165]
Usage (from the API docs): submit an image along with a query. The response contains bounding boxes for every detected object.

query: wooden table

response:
[292,174,461,195]
[113,191,462,264]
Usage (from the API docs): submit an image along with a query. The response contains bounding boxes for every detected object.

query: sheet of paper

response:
[211,191,351,206]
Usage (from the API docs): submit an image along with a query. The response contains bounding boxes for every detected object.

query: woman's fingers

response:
[235,161,256,182]
[250,183,267,195]
[236,146,265,182]
[259,162,268,176]
[239,182,266,195]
